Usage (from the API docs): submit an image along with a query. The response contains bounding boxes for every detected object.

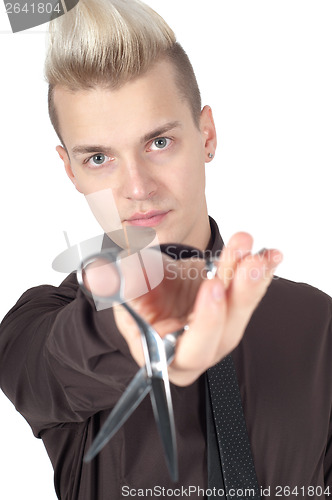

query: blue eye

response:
[154,138,167,148]
[85,153,114,168]
[150,137,172,150]
[91,154,106,165]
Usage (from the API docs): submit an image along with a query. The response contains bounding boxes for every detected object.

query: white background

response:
[0,0,332,498]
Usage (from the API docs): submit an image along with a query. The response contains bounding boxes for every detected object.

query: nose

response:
[120,158,157,201]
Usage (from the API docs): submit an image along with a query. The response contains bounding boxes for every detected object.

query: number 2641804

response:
[5,3,61,15]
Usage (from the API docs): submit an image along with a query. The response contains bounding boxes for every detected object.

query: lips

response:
[124,210,170,227]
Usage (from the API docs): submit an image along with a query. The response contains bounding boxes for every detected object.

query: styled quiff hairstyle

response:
[45,0,202,145]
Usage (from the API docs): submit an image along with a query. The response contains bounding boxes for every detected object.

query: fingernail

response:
[212,280,225,302]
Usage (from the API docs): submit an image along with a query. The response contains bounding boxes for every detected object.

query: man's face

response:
[54,60,216,249]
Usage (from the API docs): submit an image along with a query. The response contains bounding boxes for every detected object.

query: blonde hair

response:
[45,0,202,143]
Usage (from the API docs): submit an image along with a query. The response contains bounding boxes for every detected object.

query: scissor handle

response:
[77,248,124,303]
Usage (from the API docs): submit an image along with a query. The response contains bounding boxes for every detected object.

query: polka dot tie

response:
[207,354,261,499]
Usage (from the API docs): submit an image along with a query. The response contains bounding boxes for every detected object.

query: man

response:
[0,0,331,499]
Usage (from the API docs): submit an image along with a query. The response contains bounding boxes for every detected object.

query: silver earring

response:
[208,153,214,159]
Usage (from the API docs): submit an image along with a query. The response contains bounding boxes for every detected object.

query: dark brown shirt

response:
[0,218,332,499]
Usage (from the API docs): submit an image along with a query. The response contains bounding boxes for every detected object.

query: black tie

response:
[207,354,261,500]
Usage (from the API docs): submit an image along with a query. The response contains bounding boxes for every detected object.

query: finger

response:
[169,277,227,385]
[113,305,145,366]
[169,248,283,386]
[217,232,254,289]
[230,248,283,305]
[223,249,283,347]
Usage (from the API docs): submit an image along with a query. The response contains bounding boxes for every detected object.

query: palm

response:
[113,256,206,363]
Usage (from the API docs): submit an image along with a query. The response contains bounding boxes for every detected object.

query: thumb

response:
[170,277,227,376]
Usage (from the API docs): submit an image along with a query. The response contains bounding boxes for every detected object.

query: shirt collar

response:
[102,216,224,260]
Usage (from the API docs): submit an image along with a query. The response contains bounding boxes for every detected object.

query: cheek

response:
[176,148,206,197]
[71,166,108,196]
[167,161,205,208]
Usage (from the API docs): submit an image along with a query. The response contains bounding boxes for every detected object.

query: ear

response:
[56,145,83,193]
[200,105,217,163]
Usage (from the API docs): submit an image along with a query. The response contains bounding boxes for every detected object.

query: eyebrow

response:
[71,145,115,158]
[140,121,182,143]
[70,121,182,158]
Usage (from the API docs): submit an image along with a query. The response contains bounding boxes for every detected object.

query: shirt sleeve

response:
[0,273,138,437]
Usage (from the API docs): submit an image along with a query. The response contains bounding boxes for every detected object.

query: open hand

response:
[110,232,282,386]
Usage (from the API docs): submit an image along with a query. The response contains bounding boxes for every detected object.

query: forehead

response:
[53,60,194,146]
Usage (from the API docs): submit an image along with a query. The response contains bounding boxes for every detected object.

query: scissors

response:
[77,246,218,481]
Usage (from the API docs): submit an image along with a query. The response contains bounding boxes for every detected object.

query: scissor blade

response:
[84,329,184,465]
[150,377,178,482]
[84,367,151,463]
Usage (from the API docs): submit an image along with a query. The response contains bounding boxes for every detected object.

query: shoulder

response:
[263,275,332,318]
[247,275,332,347]
[1,273,79,327]
[234,276,332,377]
[25,272,78,301]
